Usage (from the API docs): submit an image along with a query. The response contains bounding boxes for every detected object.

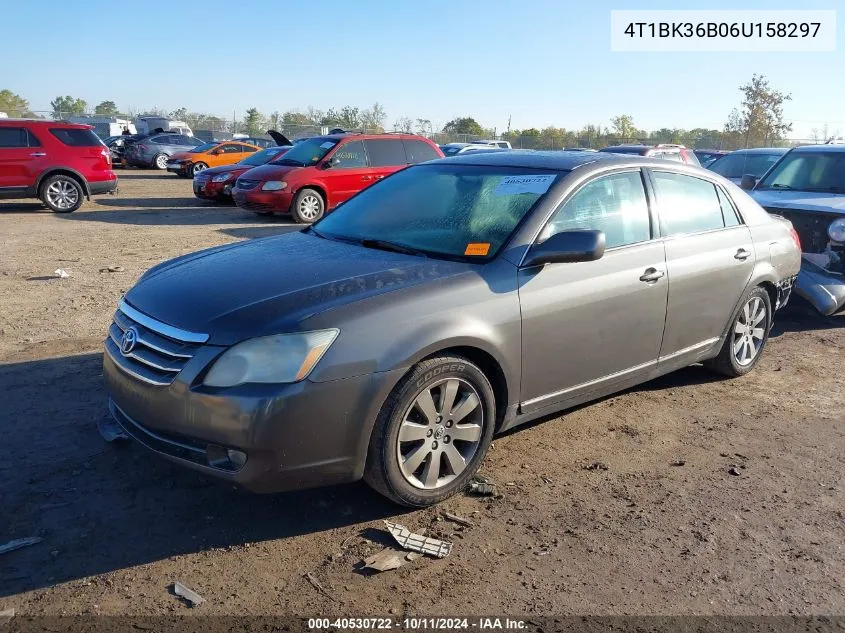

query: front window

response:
[313,164,561,260]
[240,147,286,166]
[756,151,845,192]
[270,137,337,167]
[710,152,783,180]
[189,142,218,153]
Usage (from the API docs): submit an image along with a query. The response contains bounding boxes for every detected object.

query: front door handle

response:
[639,267,665,283]
[734,247,752,261]
[361,175,372,181]
[30,152,47,157]
[375,175,385,180]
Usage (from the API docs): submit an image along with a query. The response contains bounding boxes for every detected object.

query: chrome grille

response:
[236,178,260,190]
[104,300,207,387]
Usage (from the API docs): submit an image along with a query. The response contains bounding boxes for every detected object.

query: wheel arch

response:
[36,167,90,199]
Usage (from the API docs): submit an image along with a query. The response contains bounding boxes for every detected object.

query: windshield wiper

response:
[360,238,427,257]
[272,158,304,166]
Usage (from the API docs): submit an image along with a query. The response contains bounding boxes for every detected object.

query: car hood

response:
[200,163,252,177]
[124,231,473,345]
[235,163,300,182]
[750,190,845,215]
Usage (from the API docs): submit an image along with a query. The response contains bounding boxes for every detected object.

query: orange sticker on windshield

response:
[464,243,490,256]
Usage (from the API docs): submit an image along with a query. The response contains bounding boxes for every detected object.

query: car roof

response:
[436,149,636,170]
[0,118,92,129]
[789,144,845,153]
[312,133,432,142]
[729,147,789,154]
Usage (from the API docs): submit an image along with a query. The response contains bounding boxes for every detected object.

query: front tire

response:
[39,175,84,213]
[364,356,496,507]
[291,188,325,224]
[706,286,772,377]
[191,162,208,177]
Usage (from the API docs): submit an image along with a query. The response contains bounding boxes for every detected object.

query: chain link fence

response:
[1,110,831,150]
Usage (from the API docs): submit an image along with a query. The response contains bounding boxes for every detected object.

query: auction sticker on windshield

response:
[464,242,491,256]
[494,174,556,196]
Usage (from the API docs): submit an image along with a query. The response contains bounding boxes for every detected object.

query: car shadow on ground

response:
[0,352,402,597]
[0,202,49,214]
[771,298,844,336]
[218,225,302,240]
[113,171,177,180]
[55,206,298,228]
[95,197,202,208]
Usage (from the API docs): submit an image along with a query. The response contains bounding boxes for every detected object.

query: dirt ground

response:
[0,171,843,618]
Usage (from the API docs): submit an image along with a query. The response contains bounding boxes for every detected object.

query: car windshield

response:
[312,164,561,260]
[190,142,218,153]
[270,138,337,166]
[756,151,845,192]
[709,151,784,179]
[240,147,288,166]
[441,145,466,156]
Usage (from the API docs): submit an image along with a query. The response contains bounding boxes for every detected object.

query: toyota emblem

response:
[120,327,139,355]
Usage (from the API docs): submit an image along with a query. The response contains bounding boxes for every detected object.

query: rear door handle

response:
[30,152,46,157]
[361,175,372,181]
[734,247,752,261]
[639,267,665,283]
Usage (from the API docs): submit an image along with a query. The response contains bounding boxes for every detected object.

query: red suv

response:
[0,119,118,213]
[231,133,443,223]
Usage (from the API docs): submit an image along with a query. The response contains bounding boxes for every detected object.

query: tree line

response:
[1,75,834,149]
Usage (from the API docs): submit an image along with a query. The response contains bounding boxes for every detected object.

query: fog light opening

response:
[205,445,247,471]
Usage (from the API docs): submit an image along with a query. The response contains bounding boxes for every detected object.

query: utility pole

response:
[507,114,512,135]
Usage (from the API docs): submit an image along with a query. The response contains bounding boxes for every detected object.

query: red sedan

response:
[193,145,292,203]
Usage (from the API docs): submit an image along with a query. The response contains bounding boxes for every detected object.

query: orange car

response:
[165,141,263,178]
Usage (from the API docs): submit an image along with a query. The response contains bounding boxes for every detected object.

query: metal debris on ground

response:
[442,512,473,528]
[97,415,130,443]
[467,475,498,497]
[728,466,743,476]
[671,459,686,467]
[584,461,609,471]
[171,581,205,607]
[99,266,125,273]
[304,571,339,602]
[53,269,69,279]
[384,521,452,559]
[362,548,420,573]
[0,537,43,555]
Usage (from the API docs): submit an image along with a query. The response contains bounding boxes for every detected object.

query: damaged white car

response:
[745,144,845,316]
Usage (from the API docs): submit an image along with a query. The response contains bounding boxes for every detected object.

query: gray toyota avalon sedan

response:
[104,151,801,507]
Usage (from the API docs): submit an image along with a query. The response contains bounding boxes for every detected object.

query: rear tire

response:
[705,286,772,377]
[291,188,325,224]
[153,154,168,170]
[39,175,84,213]
[364,355,496,507]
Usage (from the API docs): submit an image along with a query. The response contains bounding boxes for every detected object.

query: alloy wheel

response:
[46,180,79,210]
[732,296,767,366]
[396,378,484,490]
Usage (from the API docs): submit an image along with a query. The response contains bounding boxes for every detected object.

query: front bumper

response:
[232,187,293,213]
[104,343,403,493]
[193,178,231,199]
[794,258,845,316]
[166,163,187,175]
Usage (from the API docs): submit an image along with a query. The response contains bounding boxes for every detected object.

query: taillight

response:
[102,148,111,166]
[788,225,802,252]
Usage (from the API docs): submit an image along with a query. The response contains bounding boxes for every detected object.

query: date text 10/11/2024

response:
[307,617,528,630]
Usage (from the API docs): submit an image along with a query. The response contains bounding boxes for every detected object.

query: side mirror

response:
[521,230,606,268]
[740,174,757,190]
[322,157,338,169]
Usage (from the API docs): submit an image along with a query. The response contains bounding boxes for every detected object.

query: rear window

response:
[49,128,103,147]
[365,139,408,167]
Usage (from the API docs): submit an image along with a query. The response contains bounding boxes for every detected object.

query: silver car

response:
[104,151,801,506]
[123,132,204,169]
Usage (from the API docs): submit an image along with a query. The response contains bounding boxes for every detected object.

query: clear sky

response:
[2,0,842,138]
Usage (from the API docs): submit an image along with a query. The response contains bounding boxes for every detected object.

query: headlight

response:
[211,172,233,183]
[203,329,339,387]
[261,180,287,191]
[828,218,845,243]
